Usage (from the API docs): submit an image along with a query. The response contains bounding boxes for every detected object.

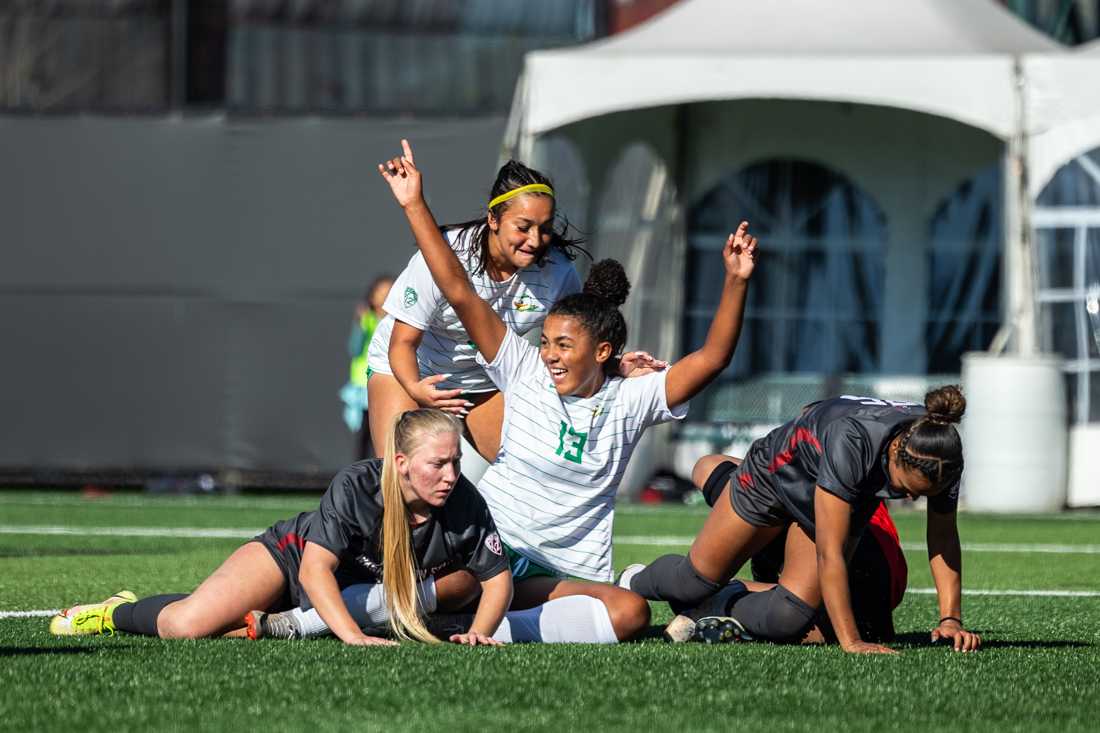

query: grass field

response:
[2,490,1098,732]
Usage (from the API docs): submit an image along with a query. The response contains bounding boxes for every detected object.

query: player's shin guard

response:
[728,584,816,642]
[627,554,722,613]
[112,593,189,637]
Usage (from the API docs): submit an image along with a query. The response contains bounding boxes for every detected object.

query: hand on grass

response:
[932,619,981,652]
[842,640,899,655]
[619,350,668,378]
[408,374,473,416]
[344,633,398,647]
[723,221,759,282]
[449,631,502,647]
[378,139,423,209]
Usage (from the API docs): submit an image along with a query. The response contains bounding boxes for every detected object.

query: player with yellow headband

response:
[365,142,665,473]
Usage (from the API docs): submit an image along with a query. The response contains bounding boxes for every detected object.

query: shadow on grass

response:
[0,645,137,657]
[893,632,1091,650]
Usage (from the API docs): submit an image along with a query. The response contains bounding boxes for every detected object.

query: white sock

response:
[492,596,619,644]
[291,578,438,637]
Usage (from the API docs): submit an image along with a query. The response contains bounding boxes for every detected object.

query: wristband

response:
[939,616,963,626]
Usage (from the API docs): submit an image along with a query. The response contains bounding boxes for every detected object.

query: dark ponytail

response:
[445,160,587,276]
[896,385,966,489]
[549,259,630,375]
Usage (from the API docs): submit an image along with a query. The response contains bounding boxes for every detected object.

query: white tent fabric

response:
[1026,41,1100,197]
[513,0,1061,148]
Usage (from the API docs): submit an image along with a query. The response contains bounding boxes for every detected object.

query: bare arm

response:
[814,488,897,654]
[450,570,513,646]
[389,320,469,414]
[927,507,982,651]
[299,542,395,646]
[664,222,757,408]
[378,140,507,363]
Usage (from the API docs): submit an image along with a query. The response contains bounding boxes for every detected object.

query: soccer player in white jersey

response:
[375,139,759,643]
[366,158,663,467]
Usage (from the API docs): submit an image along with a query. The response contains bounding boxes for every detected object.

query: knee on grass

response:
[602,588,651,641]
[729,584,816,642]
[156,605,219,640]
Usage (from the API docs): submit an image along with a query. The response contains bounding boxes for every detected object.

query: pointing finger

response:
[401,138,414,165]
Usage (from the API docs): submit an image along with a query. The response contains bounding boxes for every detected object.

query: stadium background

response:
[2,0,1099,508]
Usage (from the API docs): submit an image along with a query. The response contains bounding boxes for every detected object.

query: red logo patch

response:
[484,532,503,556]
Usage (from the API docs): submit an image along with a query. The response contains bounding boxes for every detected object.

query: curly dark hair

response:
[444,160,587,277]
[548,260,630,375]
[895,385,966,489]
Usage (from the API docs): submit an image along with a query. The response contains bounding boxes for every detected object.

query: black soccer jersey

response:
[737,396,960,537]
[266,460,509,585]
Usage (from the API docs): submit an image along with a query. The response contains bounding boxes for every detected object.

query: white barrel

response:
[961,353,1067,512]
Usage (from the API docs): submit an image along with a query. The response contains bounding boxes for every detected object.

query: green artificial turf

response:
[1,490,1097,732]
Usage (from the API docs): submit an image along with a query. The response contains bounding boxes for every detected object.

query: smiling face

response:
[487,193,555,273]
[395,429,462,510]
[886,435,941,500]
[539,314,612,398]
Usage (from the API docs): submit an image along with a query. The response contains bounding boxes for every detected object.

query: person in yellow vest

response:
[342,275,394,458]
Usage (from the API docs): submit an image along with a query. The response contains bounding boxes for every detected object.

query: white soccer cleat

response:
[616,563,646,591]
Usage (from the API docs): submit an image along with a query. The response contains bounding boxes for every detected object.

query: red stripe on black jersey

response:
[767,427,822,473]
[275,533,306,552]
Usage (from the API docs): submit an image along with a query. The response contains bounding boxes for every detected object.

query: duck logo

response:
[513,295,544,313]
[403,287,418,308]
[484,532,503,556]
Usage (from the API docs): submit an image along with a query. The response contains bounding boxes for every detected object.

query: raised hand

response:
[723,221,759,281]
[378,138,423,209]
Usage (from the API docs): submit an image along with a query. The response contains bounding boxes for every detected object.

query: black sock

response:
[728,584,816,641]
[112,594,189,637]
[629,554,722,613]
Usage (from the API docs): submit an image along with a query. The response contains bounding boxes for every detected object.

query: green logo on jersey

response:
[555,420,587,465]
[513,295,544,313]
[403,287,418,308]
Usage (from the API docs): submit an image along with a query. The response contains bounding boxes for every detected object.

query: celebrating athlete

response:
[366,156,662,466]
[368,139,758,642]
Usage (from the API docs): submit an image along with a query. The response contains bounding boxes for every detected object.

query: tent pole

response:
[994,57,1038,356]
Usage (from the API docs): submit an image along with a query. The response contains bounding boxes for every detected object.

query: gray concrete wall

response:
[0,115,506,477]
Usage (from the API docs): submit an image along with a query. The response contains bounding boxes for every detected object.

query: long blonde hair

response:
[380,408,462,643]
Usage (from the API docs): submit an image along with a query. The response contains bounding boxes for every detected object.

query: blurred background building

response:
[2,0,1098,504]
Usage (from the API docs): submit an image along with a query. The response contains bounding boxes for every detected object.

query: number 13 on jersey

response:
[555,420,587,464]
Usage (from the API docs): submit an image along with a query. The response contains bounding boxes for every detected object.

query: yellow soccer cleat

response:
[49,590,137,636]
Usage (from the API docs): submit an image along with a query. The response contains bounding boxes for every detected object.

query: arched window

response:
[925,163,1003,373]
[688,159,886,371]
[593,143,682,359]
[1034,149,1100,425]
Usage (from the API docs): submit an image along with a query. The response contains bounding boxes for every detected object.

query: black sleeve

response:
[303,470,370,559]
[928,477,960,514]
[816,418,874,504]
[459,489,510,581]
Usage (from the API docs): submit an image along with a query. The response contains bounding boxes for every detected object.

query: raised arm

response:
[378,140,507,363]
[927,506,981,652]
[663,222,757,408]
[814,488,897,654]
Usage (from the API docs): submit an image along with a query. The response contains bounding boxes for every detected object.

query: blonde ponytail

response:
[380,408,462,643]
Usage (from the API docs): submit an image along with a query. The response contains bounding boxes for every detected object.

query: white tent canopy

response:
[512,0,1061,152]
[1026,39,1100,197]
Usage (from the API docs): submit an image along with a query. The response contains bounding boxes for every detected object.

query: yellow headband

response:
[488,183,554,210]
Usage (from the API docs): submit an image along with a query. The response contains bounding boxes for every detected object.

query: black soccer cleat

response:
[691,616,751,644]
